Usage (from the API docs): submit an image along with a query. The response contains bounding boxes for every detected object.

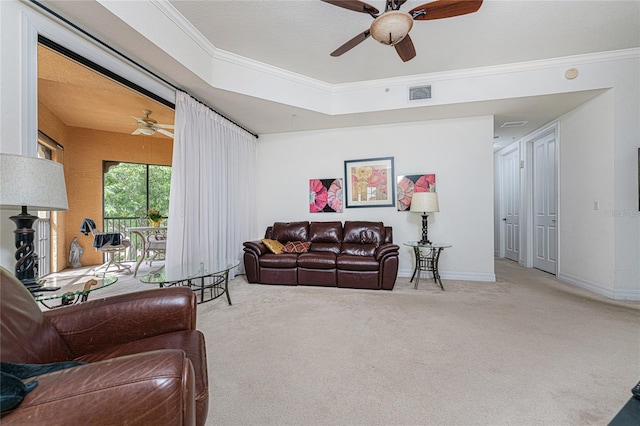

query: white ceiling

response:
[36,0,640,148]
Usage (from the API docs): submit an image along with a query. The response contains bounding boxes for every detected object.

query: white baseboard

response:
[398,268,496,282]
[558,272,640,301]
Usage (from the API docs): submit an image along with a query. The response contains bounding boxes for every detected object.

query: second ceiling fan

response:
[322,0,483,62]
[131,110,174,138]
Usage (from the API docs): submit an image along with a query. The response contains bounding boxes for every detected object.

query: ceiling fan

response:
[131,110,174,138]
[322,0,483,62]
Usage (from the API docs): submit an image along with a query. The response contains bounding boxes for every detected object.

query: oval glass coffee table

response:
[140,260,239,305]
[34,275,118,309]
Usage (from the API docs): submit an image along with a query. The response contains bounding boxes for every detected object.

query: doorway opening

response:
[37,37,175,275]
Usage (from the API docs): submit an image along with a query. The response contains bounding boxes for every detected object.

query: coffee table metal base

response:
[161,271,232,305]
[140,261,238,305]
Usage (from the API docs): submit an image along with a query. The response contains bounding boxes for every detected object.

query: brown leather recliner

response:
[0,267,208,425]
[243,221,399,290]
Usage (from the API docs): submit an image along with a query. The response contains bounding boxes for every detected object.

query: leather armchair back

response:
[0,267,73,364]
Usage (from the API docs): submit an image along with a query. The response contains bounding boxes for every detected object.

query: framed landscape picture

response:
[344,156,395,208]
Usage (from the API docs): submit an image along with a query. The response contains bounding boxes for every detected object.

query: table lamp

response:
[0,153,69,287]
[410,192,439,244]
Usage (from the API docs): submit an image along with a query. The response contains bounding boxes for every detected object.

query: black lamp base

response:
[9,206,39,286]
[418,213,431,245]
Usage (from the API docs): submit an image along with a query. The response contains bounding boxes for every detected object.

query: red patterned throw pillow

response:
[282,241,311,253]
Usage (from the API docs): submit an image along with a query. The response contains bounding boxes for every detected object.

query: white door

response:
[532,131,557,274]
[501,148,520,262]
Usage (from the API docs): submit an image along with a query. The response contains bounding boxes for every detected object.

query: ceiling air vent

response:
[408,85,432,101]
[500,121,528,128]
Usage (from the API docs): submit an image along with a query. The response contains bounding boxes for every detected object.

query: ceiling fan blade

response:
[394,35,416,62]
[331,29,371,57]
[157,129,174,138]
[321,0,379,15]
[131,128,143,135]
[158,123,174,130]
[410,0,482,20]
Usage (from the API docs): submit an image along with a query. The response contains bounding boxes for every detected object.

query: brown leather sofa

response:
[243,221,399,290]
[0,266,208,425]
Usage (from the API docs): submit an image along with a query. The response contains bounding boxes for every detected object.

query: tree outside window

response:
[103,162,171,219]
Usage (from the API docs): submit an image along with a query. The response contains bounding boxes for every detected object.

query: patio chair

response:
[130,218,167,277]
[79,218,131,275]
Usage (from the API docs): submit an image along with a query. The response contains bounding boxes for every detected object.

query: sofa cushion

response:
[309,242,341,255]
[341,243,377,257]
[297,252,337,269]
[343,221,384,246]
[259,253,299,268]
[272,221,309,243]
[309,221,342,243]
[337,254,380,271]
[261,239,284,254]
[282,241,311,253]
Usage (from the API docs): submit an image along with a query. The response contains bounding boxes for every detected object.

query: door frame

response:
[496,142,521,261]
[522,122,560,273]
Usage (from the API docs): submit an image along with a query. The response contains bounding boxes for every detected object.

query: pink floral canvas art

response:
[309,178,343,213]
[396,174,436,211]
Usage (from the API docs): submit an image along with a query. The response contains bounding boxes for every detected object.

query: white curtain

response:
[166,91,257,277]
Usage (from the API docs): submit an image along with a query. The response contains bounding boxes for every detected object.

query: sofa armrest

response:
[2,349,196,425]
[375,243,399,260]
[45,287,197,357]
[243,240,268,283]
[243,240,268,257]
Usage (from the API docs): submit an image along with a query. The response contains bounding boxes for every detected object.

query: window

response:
[103,161,171,220]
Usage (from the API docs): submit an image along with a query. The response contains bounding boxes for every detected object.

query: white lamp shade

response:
[0,154,69,211]
[410,192,439,213]
[370,10,413,46]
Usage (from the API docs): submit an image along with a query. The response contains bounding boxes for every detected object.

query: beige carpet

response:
[46,259,640,425]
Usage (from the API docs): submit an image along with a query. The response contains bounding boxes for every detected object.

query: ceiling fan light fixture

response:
[139,127,155,136]
[370,10,413,46]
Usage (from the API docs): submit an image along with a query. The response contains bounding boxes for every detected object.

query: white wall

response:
[257,116,496,281]
[495,83,639,300]
[558,92,616,292]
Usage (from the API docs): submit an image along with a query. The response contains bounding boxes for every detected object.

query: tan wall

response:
[38,103,172,269]
[65,127,172,266]
[38,102,69,272]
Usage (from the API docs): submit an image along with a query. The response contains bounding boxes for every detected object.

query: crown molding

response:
[331,48,640,92]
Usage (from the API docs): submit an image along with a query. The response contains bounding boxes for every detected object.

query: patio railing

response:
[103,217,151,263]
